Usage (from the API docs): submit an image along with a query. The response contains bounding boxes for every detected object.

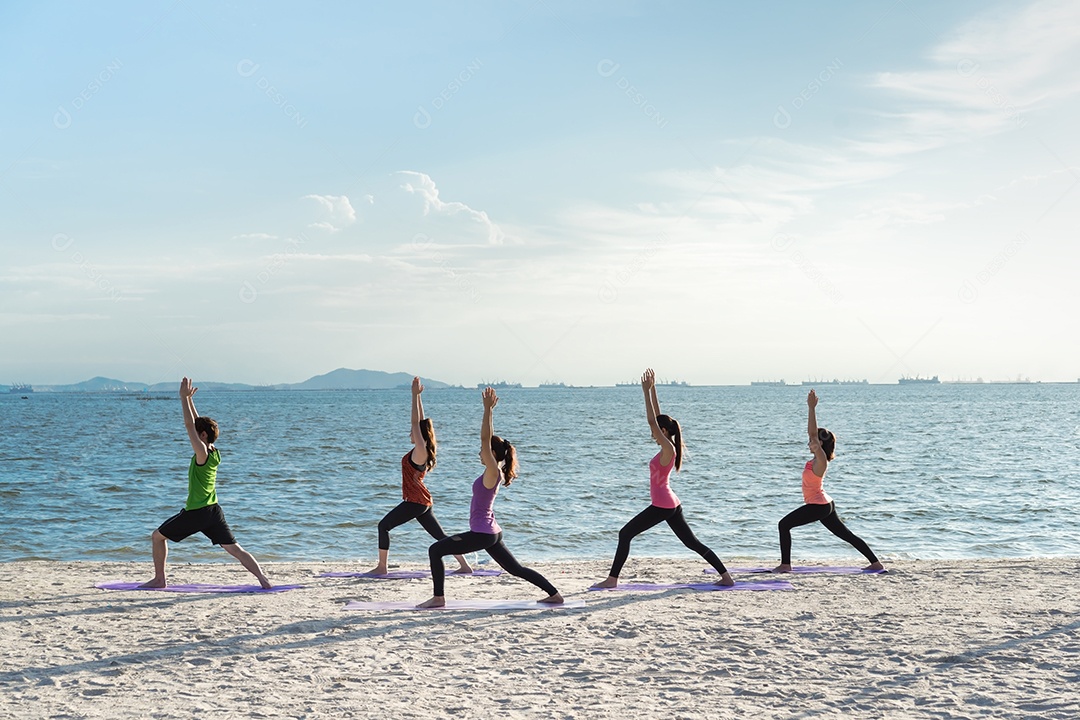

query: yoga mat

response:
[706,566,888,575]
[96,582,303,594]
[344,598,586,611]
[590,580,793,592]
[318,569,503,579]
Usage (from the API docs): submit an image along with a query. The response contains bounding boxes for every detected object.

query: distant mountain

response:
[285,368,451,390]
[21,368,451,392]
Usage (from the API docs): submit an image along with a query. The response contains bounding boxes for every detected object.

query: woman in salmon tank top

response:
[773,389,884,573]
[366,376,472,576]
[592,368,734,588]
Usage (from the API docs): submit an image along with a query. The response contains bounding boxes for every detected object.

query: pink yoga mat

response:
[318,569,503,579]
[706,566,887,575]
[589,580,793,592]
[96,581,303,594]
[344,598,587,611]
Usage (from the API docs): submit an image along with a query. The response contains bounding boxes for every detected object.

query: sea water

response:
[1,384,1078,564]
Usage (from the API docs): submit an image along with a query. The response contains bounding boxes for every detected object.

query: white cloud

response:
[867,0,1080,149]
[396,171,505,244]
[303,194,357,232]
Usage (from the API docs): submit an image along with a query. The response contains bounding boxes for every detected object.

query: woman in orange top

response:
[773,390,884,573]
[367,377,471,575]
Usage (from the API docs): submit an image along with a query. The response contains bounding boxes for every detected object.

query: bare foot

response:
[257,576,273,589]
[538,592,564,604]
[714,572,735,587]
[772,564,792,574]
[416,596,446,608]
[865,561,885,572]
[591,577,618,589]
[138,578,166,588]
[451,565,474,575]
[366,566,389,576]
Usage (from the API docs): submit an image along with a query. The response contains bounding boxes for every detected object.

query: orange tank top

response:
[401,452,432,505]
[801,461,833,505]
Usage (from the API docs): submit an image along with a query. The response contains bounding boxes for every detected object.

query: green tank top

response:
[185,448,220,510]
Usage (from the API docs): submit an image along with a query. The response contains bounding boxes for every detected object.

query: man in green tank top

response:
[139,377,272,588]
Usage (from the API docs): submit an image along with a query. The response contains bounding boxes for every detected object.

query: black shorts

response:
[158,504,237,545]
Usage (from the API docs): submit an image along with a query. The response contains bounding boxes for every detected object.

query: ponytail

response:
[656,414,684,471]
[817,428,836,461]
[419,418,437,471]
[491,435,518,486]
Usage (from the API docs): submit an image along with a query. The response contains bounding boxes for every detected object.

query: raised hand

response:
[641,368,656,390]
[807,389,818,408]
[179,377,198,399]
[482,386,499,409]
[412,376,424,396]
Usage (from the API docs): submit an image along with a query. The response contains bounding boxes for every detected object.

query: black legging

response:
[378,502,449,550]
[778,501,879,565]
[608,504,728,578]
[428,531,558,597]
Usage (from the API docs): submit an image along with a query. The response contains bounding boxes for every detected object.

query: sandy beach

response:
[2,558,1078,719]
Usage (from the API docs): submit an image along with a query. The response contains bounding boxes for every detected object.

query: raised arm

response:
[180,377,209,464]
[807,389,827,475]
[410,376,428,467]
[642,369,675,464]
[479,387,501,489]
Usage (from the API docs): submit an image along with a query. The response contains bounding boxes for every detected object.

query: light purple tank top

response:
[469,475,501,534]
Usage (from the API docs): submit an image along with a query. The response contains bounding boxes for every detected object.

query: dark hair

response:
[817,428,836,461]
[195,416,219,444]
[418,418,437,471]
[490,435,517,486]
[655,414,684,471]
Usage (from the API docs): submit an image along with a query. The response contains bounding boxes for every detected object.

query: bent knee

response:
[151,530,168,542]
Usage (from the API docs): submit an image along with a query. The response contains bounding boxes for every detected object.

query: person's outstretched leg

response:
[139,530,170,588]
[370,502,428,574]
[417,532,497,608]
[416,507,472,574]
[221,543,272,588]
[485,537,562,603]
[665,506,734,586]
[819,504,883,570]
[593,505,671,588]
[775,504,832,572]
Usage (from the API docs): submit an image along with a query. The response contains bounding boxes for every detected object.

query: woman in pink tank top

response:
[773,390,884,573]
[592,368,734,588]
[416,387,563,608]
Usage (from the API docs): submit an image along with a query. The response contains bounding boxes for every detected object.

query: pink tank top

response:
[649,452,680,509]
[469,475,501,534]
[801,461,833,505]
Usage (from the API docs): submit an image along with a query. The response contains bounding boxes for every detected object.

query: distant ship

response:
[659,379,690,387]
[615,380,638,387]
[801,379,868,386]
[476,381,522,389]
[538,382,567,388]
[751,380,786,386]
[8,383,32,394]
[898,375,940,385]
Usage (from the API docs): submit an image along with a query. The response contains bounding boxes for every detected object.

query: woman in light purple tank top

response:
[592,368,734,589]
[417,387,564,608]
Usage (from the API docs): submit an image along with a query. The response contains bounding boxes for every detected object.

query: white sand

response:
[2,558,1078,719]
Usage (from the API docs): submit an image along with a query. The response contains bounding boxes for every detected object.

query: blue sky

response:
[2,1,1077,385]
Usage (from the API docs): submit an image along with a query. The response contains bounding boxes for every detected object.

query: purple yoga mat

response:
[706,566,888,575]
[96,581,303,594]
[318,569,503,579]
[344,598,587,611]
[590,580,793,592]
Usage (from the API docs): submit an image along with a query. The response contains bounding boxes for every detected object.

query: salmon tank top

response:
[801,460,833,505]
